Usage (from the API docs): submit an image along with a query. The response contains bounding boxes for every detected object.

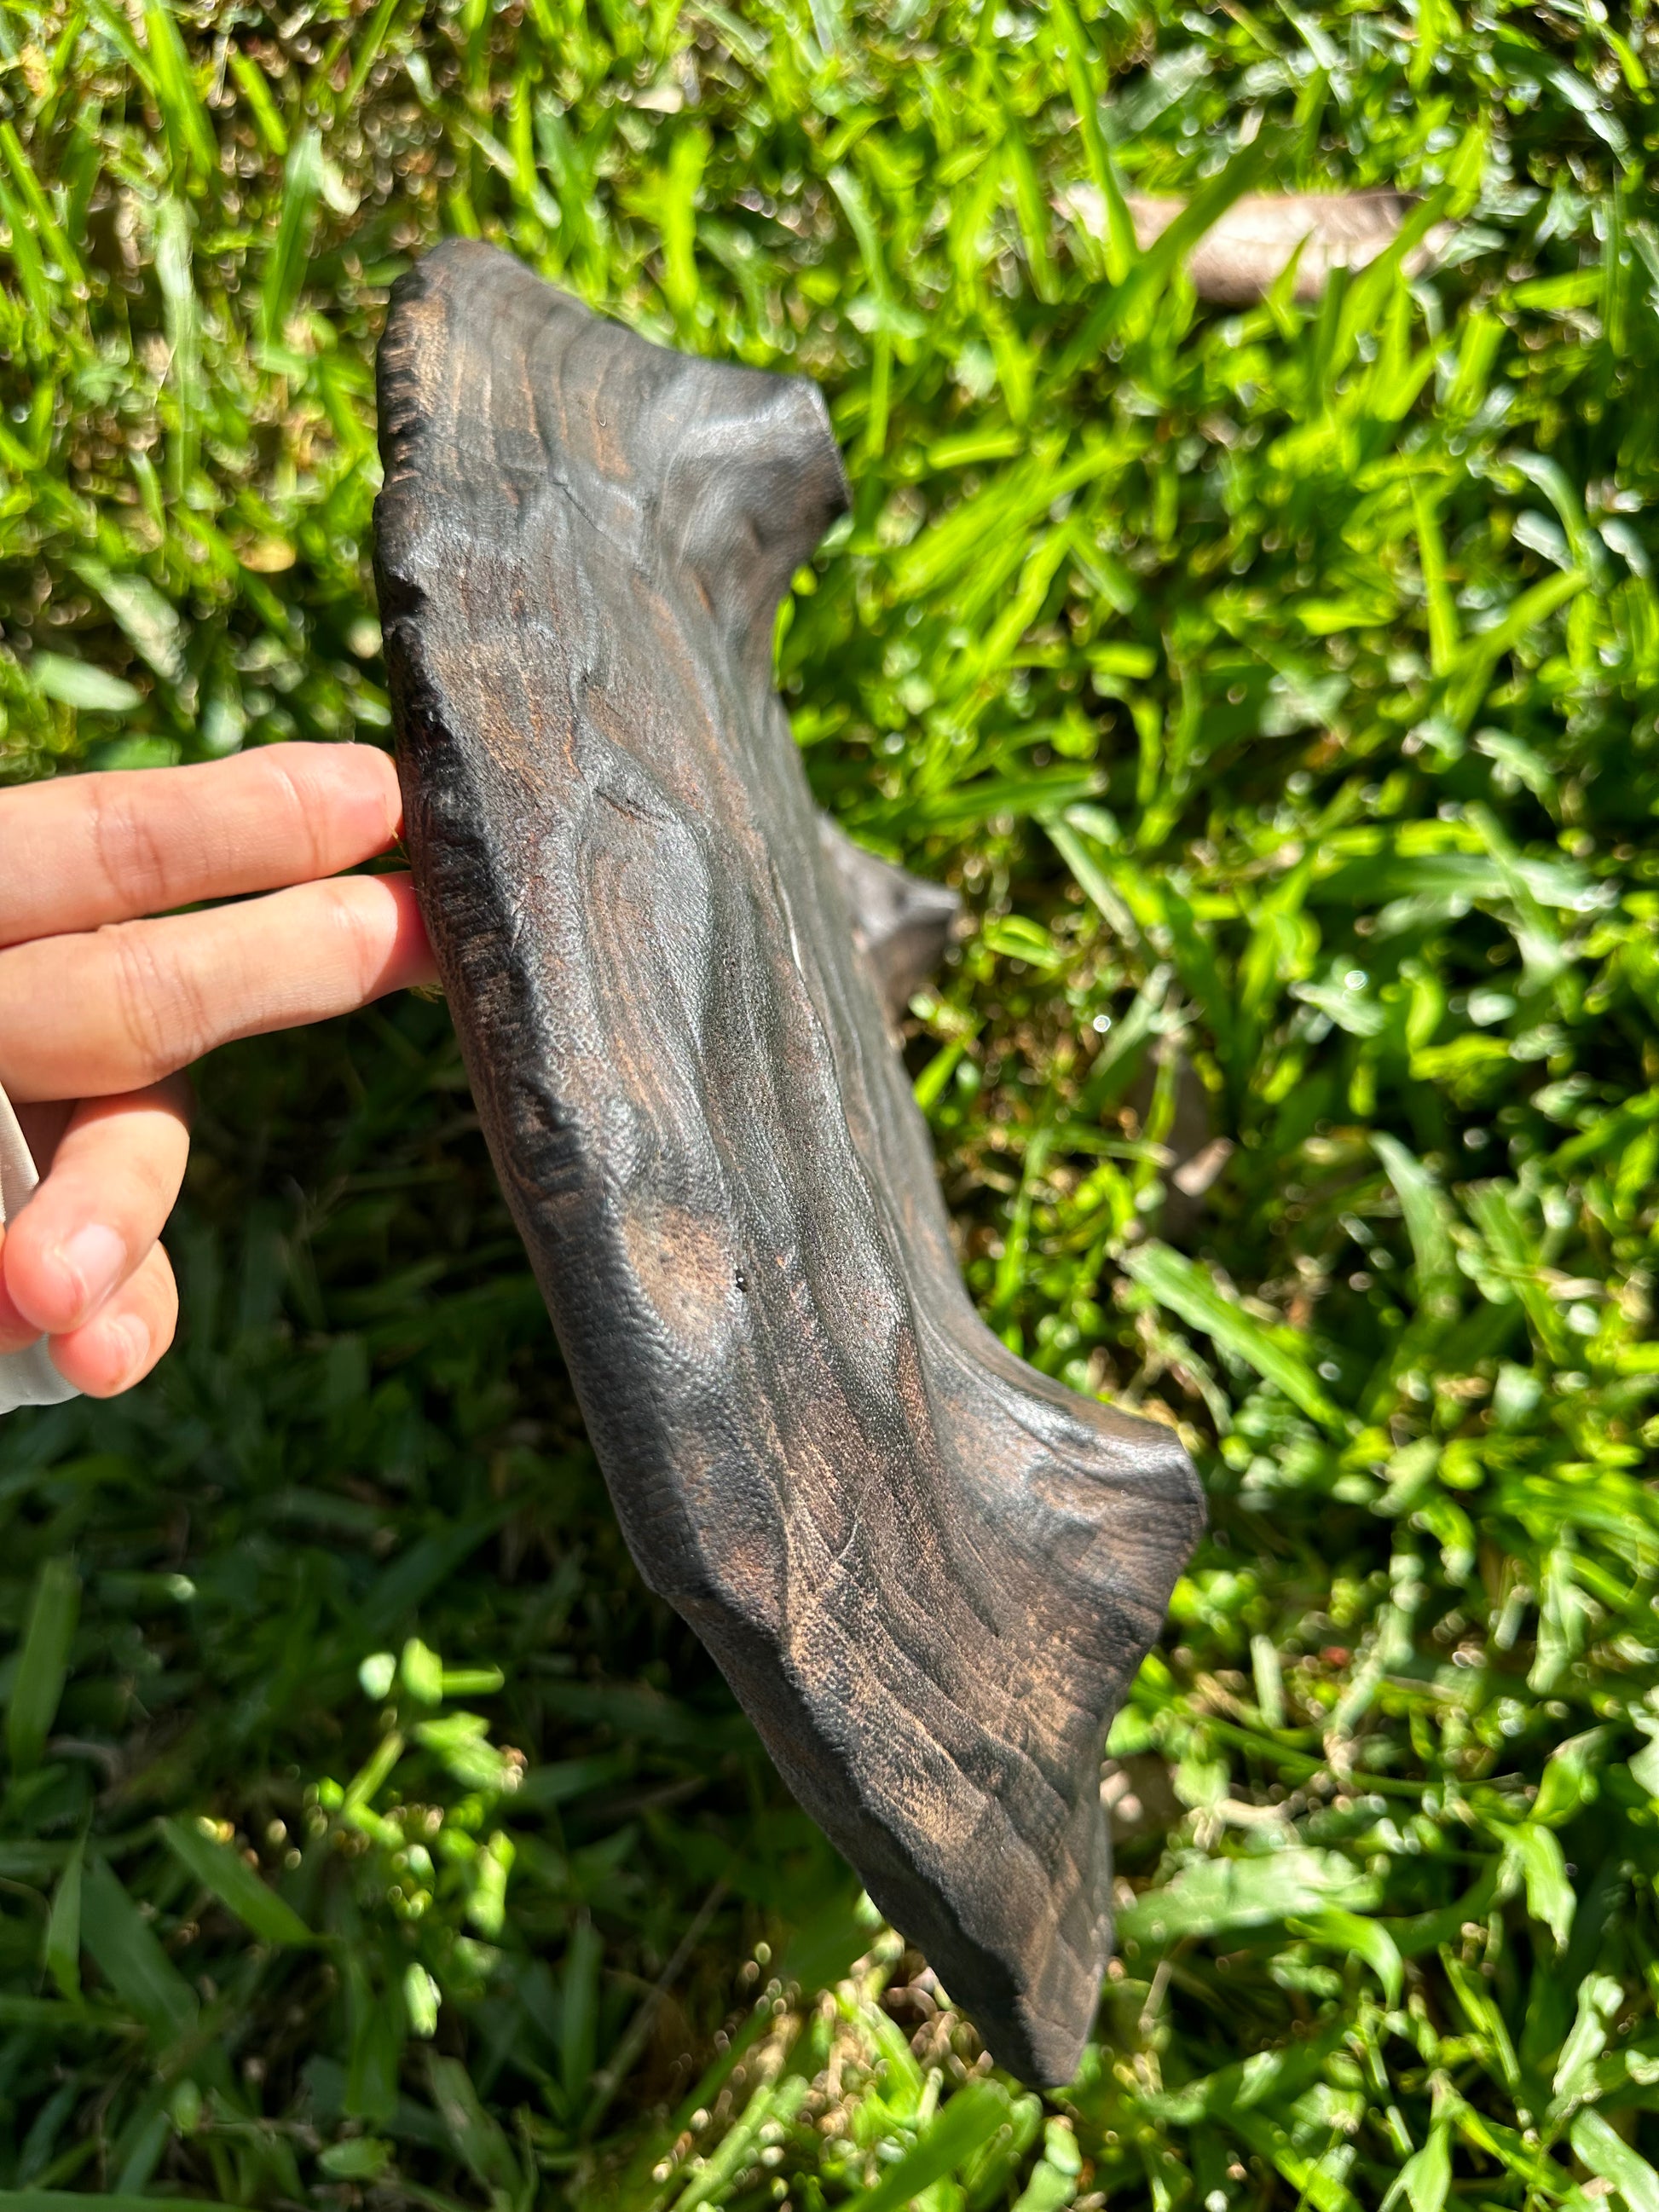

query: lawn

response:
[2,0,1657,2207]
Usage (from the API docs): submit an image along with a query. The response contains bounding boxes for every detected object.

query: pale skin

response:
[0,743,436,1397]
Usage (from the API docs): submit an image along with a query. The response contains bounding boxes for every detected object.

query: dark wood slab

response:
[374,240,1204,2085]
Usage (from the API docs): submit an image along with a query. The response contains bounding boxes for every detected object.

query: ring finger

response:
[48,1240,181,1399]
[0,1077,193,1347]
[0,872,432,1106]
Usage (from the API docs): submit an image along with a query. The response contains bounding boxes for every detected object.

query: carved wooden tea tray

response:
[374,240,1203,2083]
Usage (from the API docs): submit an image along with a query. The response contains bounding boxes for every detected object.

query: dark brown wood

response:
[817,812,962,1022]
[374,240,1204,2085]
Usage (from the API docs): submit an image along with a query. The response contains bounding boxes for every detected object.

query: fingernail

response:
[106,1313,151,1389]
[51,1225,127,1320]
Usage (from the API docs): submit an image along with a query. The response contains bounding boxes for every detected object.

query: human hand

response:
[0,742,435,1398]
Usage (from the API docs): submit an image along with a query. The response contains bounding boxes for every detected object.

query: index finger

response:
[0,742,405,946]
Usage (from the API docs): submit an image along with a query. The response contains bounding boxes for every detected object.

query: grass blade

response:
[78,1860,198,2042]
[160,1816,314,1946]
[8,1558,79,1776]
[262,128,324,346]
[1123,1240,1346,1431]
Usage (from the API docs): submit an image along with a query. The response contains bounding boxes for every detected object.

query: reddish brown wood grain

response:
[374,240,1203,2084]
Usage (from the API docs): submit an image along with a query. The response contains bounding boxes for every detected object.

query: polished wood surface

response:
[375,240,1204,2083]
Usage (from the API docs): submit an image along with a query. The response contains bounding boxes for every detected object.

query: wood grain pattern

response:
[374,240,1204,2084]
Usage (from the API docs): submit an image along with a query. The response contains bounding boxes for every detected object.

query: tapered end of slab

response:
[375,240,1204,2085]
[819,816,962,1018]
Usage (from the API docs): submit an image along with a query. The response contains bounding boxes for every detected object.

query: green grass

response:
[2,0,1659,2206]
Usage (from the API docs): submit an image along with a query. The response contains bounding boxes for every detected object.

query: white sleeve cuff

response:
[0,1085,81,1415]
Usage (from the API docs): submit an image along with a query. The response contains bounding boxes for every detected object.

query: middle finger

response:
[0,1077,193,1341]
[0,873,434,1103]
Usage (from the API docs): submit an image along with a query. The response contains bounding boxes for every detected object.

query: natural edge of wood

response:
[375,239,1205,2084]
